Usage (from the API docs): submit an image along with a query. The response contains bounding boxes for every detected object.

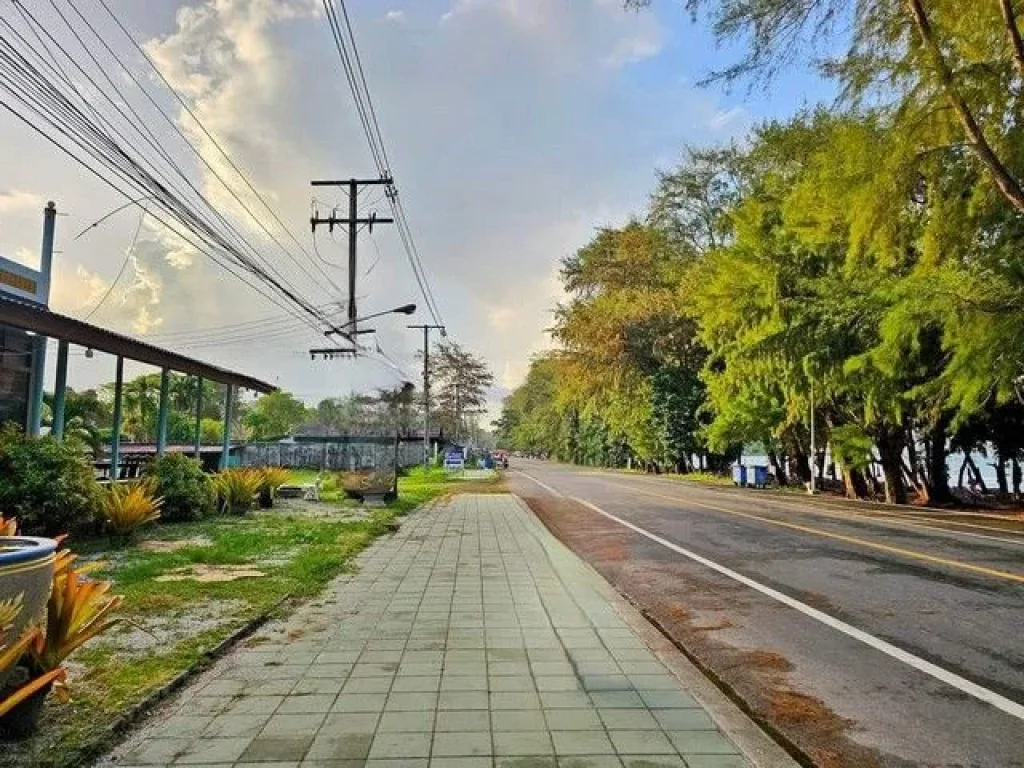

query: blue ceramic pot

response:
[0,537,57,685]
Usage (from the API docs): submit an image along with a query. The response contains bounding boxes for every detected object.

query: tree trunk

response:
[966,454,988,493]
[957,454,968,489]
[903,0,1024,214]
[876,430,909,505]
[925,413,953,505]
[769,450,788,486]
[995,458,1009,495]
[842,465,870,499]
[1014,459,1022,499]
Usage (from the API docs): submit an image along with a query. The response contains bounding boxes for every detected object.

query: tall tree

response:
[428,342,494,442]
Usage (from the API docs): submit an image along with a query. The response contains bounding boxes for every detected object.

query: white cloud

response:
[0,190,44,214]
[0,0,750,410]
[708,106,746,130]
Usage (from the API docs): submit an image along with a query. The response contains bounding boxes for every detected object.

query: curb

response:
[55,595,291,768]
[512,493,802,768]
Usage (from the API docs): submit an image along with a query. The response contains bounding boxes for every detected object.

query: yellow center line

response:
[600,479,1024,585]
[617,473,1024,540]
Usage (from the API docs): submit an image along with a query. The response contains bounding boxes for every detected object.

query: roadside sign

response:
[444,446,465,471]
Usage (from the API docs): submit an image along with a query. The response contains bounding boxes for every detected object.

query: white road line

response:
[572,495,1024,723]
[514,469,565,498]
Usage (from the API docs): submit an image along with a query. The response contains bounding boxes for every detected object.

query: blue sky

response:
[0,0,834,416]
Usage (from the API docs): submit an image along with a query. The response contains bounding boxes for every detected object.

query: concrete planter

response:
[0,536,57,687]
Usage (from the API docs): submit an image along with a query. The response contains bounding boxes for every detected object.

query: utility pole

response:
[809,378,816,495]
[409,323,445,467]
[310,177,394,335]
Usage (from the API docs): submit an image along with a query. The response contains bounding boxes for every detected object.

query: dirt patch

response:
[138,536,212,553]
[155,565,266,583]
[107,599,248,652]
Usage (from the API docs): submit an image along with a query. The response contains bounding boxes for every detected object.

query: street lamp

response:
[325,303,416,337]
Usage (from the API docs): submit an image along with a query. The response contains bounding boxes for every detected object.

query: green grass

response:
[1,466,484,768]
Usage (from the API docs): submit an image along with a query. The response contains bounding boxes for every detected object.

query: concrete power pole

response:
[310,177,394,334]
[409,323,445,467]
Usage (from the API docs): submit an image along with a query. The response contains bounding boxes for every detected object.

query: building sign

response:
[0,254,46,305]
[444,446,465,471]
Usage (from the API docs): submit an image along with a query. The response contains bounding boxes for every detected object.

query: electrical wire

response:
[81,207,146,322]
[0,8,334,335]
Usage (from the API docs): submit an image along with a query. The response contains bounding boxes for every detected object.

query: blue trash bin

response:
[751,465,769,488]
[732,465,747,486]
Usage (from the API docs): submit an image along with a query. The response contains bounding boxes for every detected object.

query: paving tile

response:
[120,737,193,765]
[540,691,594,709]
[543,708,603,731]
[442,675,489,691]
[261,713,327,737]
[292,677,345,695]
[277,694,337,714]
[437,708,491,732]
[491,691,542,710]
[177,737,253,764]
[666,730,739,755]
[618,757,685,768]
[439,690,490,710]
[494,730,554,756]
[103,496,753,768]
[536,676,581,692]
[385,690,438,710]
[201,713,271,738]
[597,709,659,730]
[651,709,715,731]
[391,674,440,692]
[557,758,624,768]
[304,731,374,760]
[637,691,699,710]
[681,756,750,768]
[368,730,433,758]
[331,693,388,713]
[432,731,493,757]
[588,692,644,709]
[489,675,536,692]
[608,730,675,755]
[550,730,615,755]
[342,676,393,693]
[378,709,435,732]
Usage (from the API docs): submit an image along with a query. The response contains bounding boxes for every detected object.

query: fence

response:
[240,437,423,471]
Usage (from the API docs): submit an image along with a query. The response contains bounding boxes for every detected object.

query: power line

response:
[320,0,446,328]
[0,8,334,335]
[81,207,146,322]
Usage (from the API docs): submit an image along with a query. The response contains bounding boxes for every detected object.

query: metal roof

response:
[0,294,276,393]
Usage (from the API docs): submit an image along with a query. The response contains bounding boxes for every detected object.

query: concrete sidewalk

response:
[105,494,785,768]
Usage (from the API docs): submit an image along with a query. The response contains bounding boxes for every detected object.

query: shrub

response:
[256,466,291,508]
[99,481,162,537]
[145,454,215,522]
[0,425,99,537]
[214,468,261,515]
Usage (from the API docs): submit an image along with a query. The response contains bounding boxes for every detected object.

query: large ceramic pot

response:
[0,537,57,686]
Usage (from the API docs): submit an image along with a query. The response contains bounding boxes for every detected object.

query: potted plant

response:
[0,516,58,675]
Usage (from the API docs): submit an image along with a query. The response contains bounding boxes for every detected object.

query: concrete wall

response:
[240,440,423,470]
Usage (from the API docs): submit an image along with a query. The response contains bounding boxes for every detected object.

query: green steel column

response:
[193,376,203,459]
[28,204,56,436]
[156,367,170,457]
[110,355,124,481]
[52,340,69,440]
[219,383,233,470]
[27,335,47,436]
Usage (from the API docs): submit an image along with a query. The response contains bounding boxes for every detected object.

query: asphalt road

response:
[507,459,1024,768]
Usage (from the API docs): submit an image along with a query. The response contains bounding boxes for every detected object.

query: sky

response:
[0,0,831,418]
